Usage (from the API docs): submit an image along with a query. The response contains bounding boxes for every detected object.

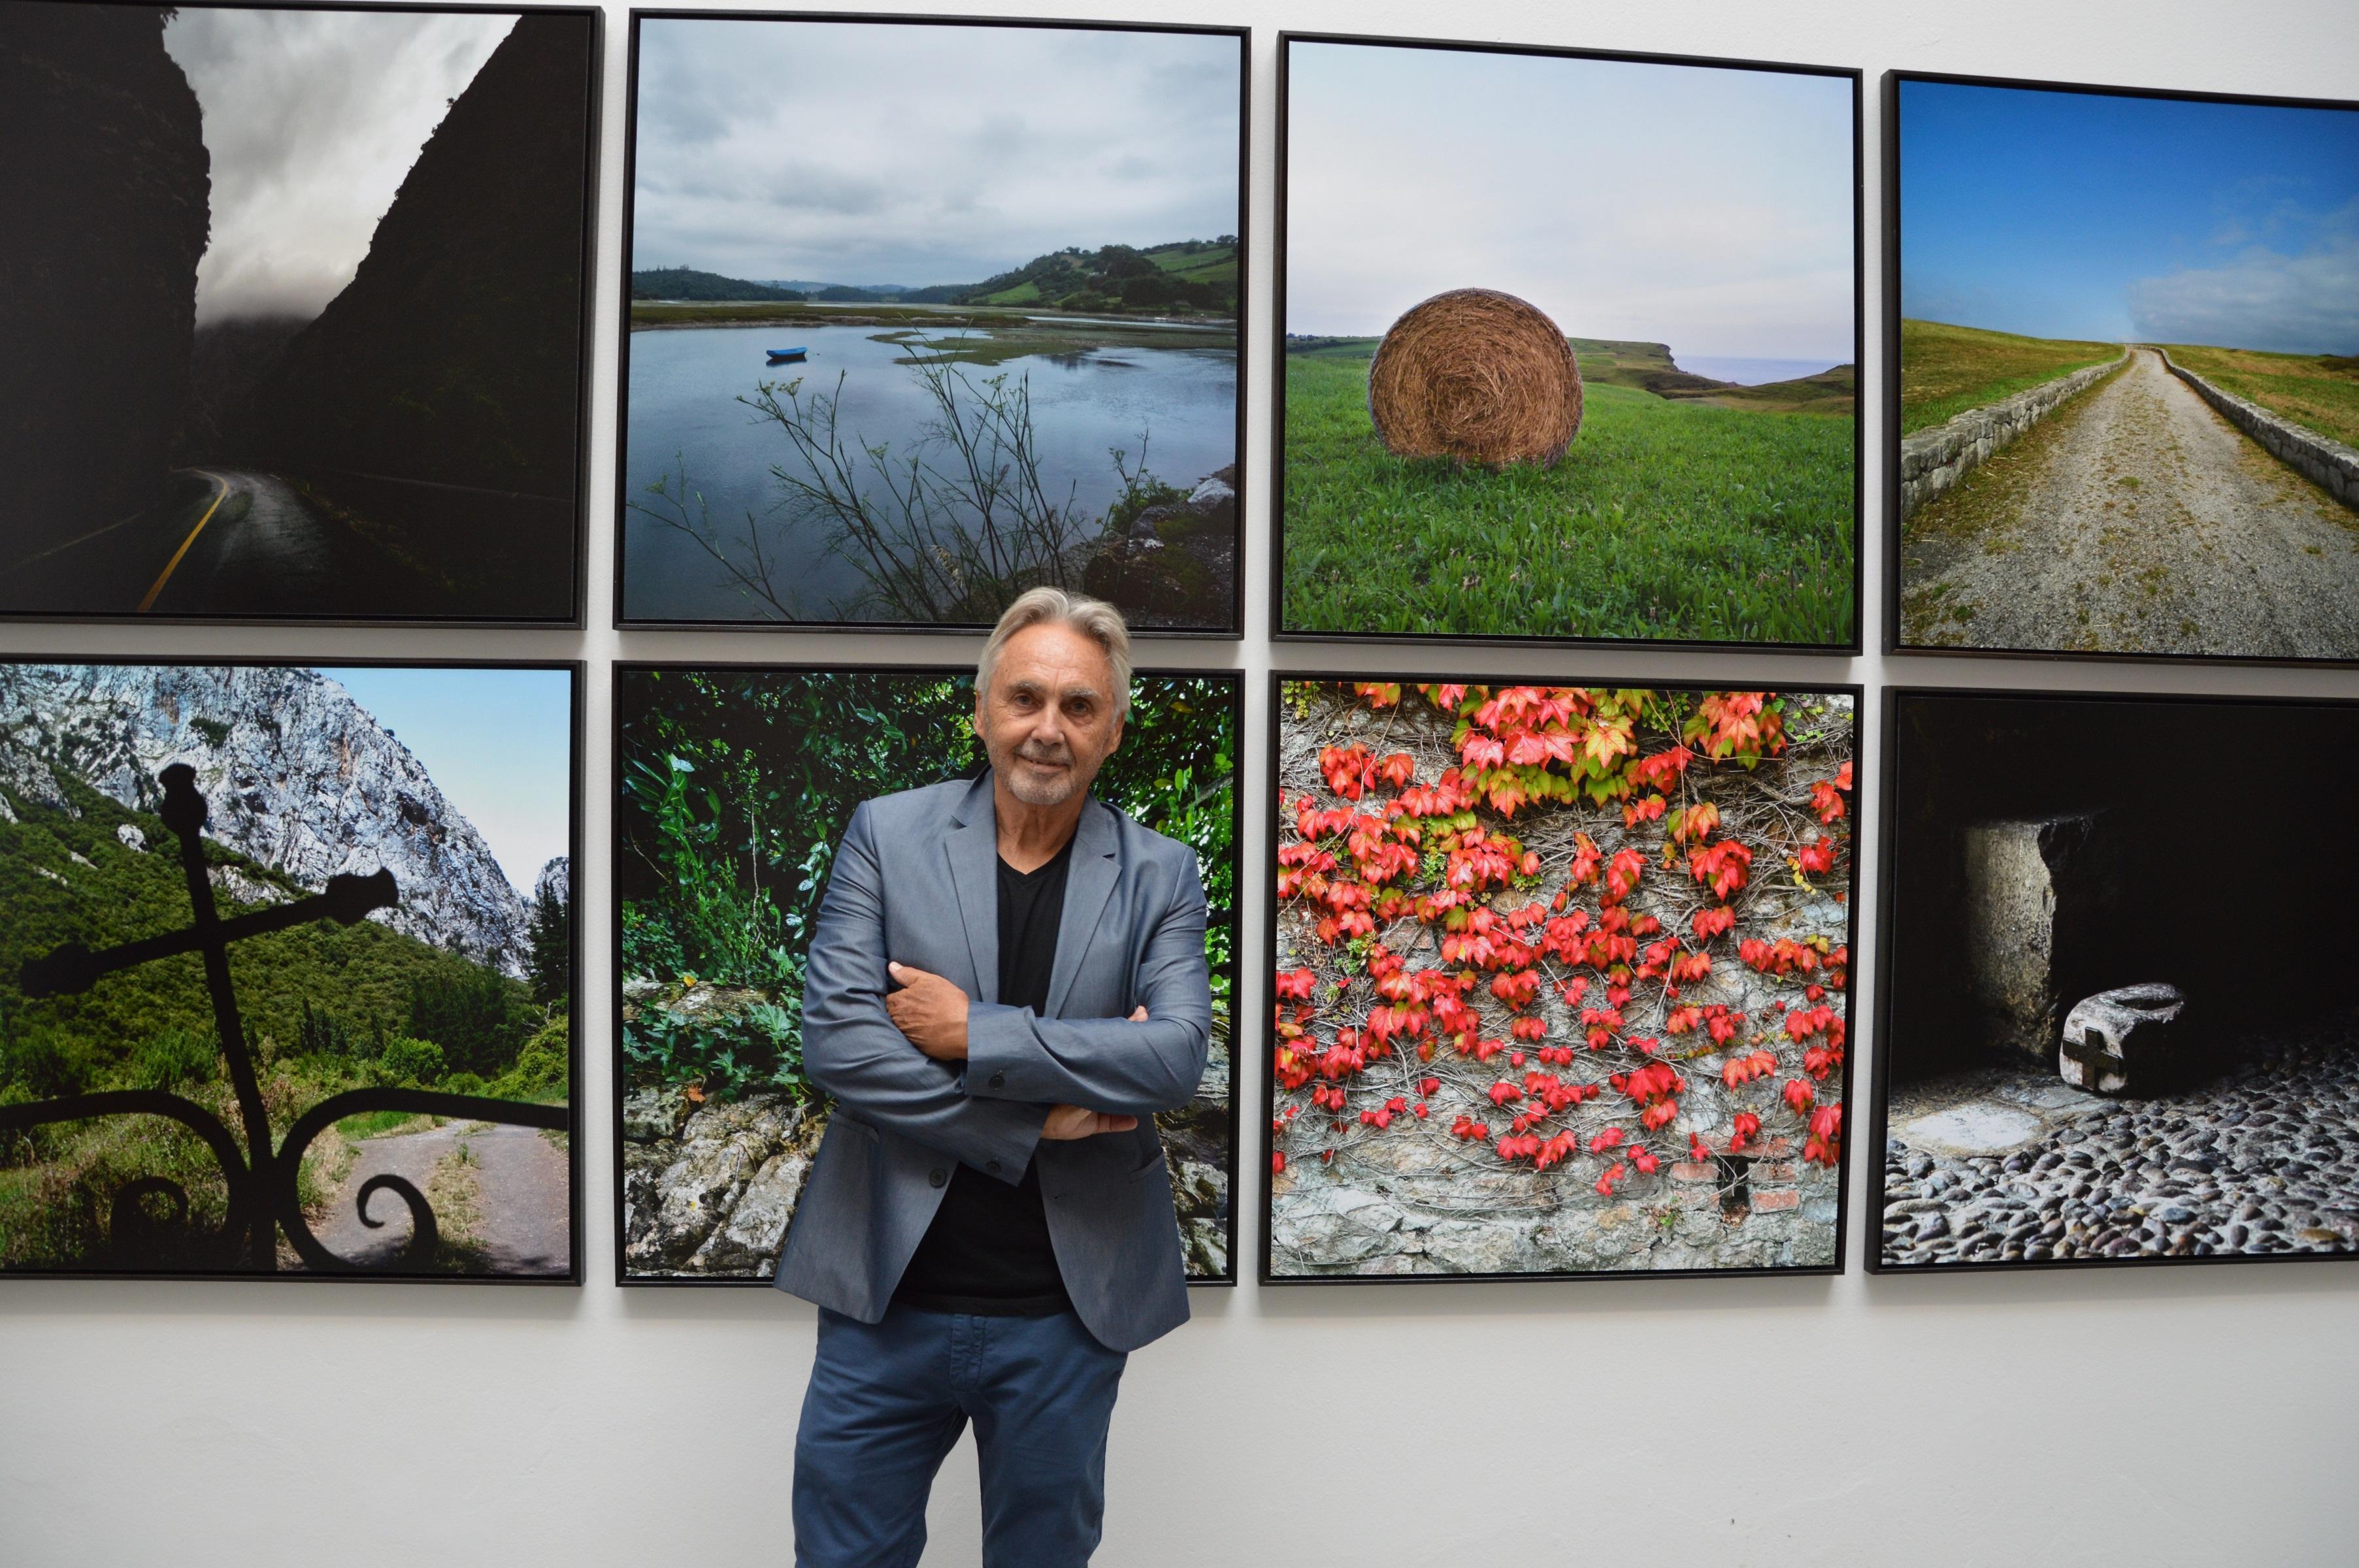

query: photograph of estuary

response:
[618,17,1246,630]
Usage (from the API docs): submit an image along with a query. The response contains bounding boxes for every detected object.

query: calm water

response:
[622,324,1237,622]
[1676,356,1846,387]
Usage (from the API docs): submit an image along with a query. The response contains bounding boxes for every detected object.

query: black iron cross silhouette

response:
[6,762,565,1275]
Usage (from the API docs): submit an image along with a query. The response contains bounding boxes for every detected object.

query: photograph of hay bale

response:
[1266,678,1856,1281]
[613,665,1238,1284]
[0,3,599,625]
[1891,74,2359,662]
[618,16,1245,632]
[0,660,578,1279]
[1874,688,2359,1271]
[1276,35,1859,648]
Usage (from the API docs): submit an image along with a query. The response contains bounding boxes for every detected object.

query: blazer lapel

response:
[1047,798,1119,1018]
[943,773,999,1004]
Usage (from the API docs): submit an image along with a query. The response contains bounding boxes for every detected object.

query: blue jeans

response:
[792,1303,1129,1567]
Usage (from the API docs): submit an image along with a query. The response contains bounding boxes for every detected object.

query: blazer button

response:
[987,1158,1004,1174]
[929,1168,947,1188]
[989,1070,1006,1088]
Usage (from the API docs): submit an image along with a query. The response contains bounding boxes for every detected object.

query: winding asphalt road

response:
[1902,347,2359,659]
[315,1119,571,1277]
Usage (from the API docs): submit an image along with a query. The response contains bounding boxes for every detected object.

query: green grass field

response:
[1281,348,1855,644]
[1900,319,2121,434]
[2165,344,2359,448]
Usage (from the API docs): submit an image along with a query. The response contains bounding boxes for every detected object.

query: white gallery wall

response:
[5,0,2358,1562]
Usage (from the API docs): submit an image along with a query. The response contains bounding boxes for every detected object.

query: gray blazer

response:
[774,769,1213,1352]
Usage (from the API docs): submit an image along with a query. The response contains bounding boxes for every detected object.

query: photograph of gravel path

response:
[1873,688,2359,1271]
[1267,678,1856,1281]
[1890,73,2359,662]
[614,665,1238,1284]
[1277,37,1860,649]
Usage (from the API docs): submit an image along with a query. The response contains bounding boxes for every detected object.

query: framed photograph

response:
[612,663,1240,1285]
[616,12,1248,634]
[0,1,602,627]
[1872,687,2359,1272]
[1887,71,2359,665]
[0,658,582,1281]
[1264,676,1858,1282]
[1273,34,1862,650]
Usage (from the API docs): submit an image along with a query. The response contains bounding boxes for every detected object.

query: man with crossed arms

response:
[778,586,1213,1566]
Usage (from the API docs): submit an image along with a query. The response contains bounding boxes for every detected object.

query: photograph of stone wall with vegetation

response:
[1278,39,1858,647]
[1894,76,2359,661]
[1877,689,2359,1269]
[1268,681,1854,1279]
[0,663,575,1276]
[619,17,1243,630]
[616,666,1237,1282]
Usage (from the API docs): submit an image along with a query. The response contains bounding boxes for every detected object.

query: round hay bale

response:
[1366,287,1583,468]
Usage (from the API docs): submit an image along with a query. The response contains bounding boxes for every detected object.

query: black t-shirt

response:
[892,830,1076,1315]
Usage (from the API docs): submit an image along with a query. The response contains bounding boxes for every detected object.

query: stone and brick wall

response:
[2158,348,2359,512]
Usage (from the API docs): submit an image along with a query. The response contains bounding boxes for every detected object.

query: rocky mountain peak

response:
[0,663,532,975]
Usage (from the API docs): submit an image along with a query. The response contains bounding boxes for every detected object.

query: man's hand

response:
[1041,1105,1140,1141]
[885,961,970,1060]
[1038,1009,1151,1141]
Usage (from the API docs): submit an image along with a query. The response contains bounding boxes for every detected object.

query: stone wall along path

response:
[1900,347,2359,659]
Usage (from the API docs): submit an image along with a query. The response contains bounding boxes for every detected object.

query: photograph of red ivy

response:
[1266,678,1857,1280]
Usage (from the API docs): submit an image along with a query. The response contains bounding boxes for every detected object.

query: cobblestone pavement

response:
[1879,1013,2359,1266]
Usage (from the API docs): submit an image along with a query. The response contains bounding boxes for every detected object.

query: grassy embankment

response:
[630,300,1235,369]
[1899,319,2122,434]
[1281,339,1855,645]
[0,777,566,1271]
[2163,344,2359,449]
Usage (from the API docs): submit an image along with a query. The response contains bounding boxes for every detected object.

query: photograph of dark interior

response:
[1875,687,2359,1269]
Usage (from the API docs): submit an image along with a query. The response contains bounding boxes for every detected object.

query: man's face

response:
[974,622,1125,809]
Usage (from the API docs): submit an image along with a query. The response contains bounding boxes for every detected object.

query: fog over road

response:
[1902,347,2359,660]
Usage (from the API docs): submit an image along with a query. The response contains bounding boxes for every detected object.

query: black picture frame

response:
[0,654,586,1284]
[1259,670,1865,1286]
[1882,68,2359,670]
[1868,683,2359,1275]
[609,661,1245,1288]
[0,0,604,630]
[1270,31,1866,654]
[612,10,1252,638]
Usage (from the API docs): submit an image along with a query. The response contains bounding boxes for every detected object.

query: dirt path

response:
[314,1119,570,1275]
[1901,347,2359,658]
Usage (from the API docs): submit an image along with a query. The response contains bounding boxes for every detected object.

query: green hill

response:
[631,267,807,302]
[1900,319,2120,434]
[963,238,1238,315]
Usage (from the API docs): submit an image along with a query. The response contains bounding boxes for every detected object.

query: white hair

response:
[977,587,1132,722]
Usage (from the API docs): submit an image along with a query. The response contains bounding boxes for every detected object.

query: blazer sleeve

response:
[800,800,1045,1183]
[962,846,1212,1118]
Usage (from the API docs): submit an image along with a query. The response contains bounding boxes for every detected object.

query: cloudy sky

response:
[164,8,514,325]
[326,667,570,897]
[1901,80,2359,353]
[1283,42,1856,365]
[631,19,1242,286]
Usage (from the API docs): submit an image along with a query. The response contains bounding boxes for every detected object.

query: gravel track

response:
[315,1119,570,1275]
[1901,348,2359,659]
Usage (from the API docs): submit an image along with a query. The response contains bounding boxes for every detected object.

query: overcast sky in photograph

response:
[164,8,514,325]
[325,667,570,897]
[1283,43,1856,364]
[1902,80,2359,353]
[631,19,1242,286]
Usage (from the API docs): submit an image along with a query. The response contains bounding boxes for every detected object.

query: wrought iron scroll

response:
[5,762,565,1275]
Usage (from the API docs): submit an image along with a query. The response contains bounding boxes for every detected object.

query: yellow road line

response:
[137,468,230,613]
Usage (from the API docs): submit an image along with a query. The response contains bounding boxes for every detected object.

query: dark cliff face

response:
[230,12,593,502]
[0,2,208,554]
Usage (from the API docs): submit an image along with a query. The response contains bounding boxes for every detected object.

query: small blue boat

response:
[766,346,808,363]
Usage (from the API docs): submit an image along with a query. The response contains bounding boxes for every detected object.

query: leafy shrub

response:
[625,998,803,1103]
[488,1015,570,1101]
[125,1028,216,1092]
[374,1035,445,1088]
[0,1023,98,1100]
